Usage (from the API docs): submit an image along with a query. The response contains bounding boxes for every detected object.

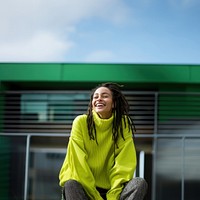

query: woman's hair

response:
[86,82,135,146]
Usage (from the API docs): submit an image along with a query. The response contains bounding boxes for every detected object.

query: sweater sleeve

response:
[59,116,103,200]
[106,131,137,200]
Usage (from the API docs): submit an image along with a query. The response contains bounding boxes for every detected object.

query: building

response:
[1,63,200,200]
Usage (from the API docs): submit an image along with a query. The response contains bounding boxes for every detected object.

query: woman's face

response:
[92,87,114,119]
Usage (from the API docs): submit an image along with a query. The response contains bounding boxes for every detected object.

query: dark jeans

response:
[62,177,148,200]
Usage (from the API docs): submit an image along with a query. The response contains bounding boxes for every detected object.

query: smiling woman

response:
[59,82,148,200]
[92,87,113,119]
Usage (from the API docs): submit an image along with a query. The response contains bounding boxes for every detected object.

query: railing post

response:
[24,134,31,200]
[152,92,158,200]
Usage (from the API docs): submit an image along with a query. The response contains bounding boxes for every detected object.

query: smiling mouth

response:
[95,103,105,107]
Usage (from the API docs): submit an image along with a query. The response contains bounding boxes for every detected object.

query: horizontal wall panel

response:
[158,93,200,135]
[1,91,155,135]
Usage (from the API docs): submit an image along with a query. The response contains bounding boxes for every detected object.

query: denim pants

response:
[62,177,148,200]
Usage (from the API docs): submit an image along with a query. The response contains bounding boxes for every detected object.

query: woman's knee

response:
[64,179,80,190]
[120,177,148,200]
[63,179,89,200]
[132,177,148,192]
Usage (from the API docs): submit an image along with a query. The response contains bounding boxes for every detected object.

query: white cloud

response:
[0,0,130,62]
[0,32,74,62]
[85,50,115,62]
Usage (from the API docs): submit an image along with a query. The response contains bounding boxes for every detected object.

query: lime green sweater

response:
[59,111,137,200]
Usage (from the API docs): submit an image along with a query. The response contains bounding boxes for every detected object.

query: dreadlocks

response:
[86,82,135,146]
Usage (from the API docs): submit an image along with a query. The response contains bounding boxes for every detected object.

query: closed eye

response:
[93,96,98,99]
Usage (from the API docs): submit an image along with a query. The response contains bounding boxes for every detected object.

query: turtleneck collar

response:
[92,110,114,130]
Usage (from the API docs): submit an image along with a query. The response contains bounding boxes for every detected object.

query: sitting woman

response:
[59,82,148,200]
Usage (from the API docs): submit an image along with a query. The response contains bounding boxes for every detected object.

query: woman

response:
[59,82,147,200]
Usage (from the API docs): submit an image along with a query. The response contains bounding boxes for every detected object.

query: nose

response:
[96,96,102,101]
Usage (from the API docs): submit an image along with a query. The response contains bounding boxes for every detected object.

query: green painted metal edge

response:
[0,63,200,84]
[0,63,62,81]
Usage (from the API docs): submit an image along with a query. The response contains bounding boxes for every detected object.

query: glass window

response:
[21,93,89,122]
[184,138,200,200]
[28,136,68,200]
[155,138,182,200]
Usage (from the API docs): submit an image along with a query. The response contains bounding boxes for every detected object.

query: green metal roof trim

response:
[0,63,200,84]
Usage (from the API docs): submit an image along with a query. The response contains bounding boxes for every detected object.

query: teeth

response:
[96,103,104,107]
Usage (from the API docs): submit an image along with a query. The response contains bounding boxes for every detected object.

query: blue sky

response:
[0,0,200,64]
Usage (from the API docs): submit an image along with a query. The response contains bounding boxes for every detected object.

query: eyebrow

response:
[93,92,111,95]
